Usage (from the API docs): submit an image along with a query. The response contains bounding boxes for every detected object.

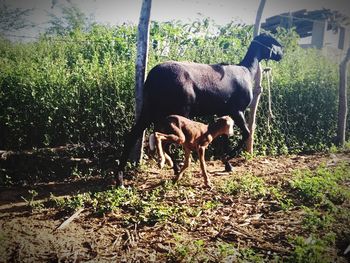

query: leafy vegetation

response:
[288,234,337,263]
[0,16,348,156]
[219,173,268,198]
[290,163,350,208]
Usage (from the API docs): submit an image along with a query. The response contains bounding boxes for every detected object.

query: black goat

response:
[117,33,283,185]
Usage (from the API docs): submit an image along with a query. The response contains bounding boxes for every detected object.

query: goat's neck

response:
[206,129,225,141]
[239,45,262,79]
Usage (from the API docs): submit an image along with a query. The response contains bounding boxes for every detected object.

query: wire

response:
[1,34,39,40]
[275,14,328,24]
[0,33,129,44]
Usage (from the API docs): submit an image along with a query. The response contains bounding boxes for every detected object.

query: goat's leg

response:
[164,143,182,175]
[198,146,212,188]
[173,147,191,183]
[154,132,167,169]
[118,118,150,185]
[229,110,250,159]
[157,128,185,173]
[164,152,174,167]
[220,135,234,172]
[162,141,176,168]
[155,132,185,169]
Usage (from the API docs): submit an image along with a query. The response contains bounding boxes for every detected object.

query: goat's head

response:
[253,33,283,62]
[208,116,234,136]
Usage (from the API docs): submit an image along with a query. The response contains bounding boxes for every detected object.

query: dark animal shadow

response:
[0,177,112,214]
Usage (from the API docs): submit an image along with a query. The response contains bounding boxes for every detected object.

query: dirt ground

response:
[0,152,349,262]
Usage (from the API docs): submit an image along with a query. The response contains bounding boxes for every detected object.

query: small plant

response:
[215,242,237,262]
[328,144,338,154]
[202,200,222,210]
[330,141,350,153]
[21,189,44,211]
[58,192,92,212]
[238,248,265,263]
[171,233,191,260]
[241,151,255,161]
[269,186,293,210]
[71,166,82,178]
[343,141,350,152]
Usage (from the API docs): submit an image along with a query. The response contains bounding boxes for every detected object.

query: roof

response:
[262,9,350,38]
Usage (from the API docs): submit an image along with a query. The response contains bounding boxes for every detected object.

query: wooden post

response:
[253,0,266,38]
[131,0,152,164]
[337,47,350,146]
[246,0,266,154]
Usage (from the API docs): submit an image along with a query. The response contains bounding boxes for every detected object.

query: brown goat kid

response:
[150,115,234,188]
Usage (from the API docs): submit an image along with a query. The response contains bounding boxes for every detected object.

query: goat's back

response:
[158,115,208,148]
[143,61,253,123]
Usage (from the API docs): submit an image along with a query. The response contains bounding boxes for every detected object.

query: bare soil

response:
[0,152,349,262]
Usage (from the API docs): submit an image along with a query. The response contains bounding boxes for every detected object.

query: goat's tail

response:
[149,133,156,151]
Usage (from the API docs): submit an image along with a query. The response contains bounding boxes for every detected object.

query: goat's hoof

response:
[224,162,234,172]
[172,174,181,183]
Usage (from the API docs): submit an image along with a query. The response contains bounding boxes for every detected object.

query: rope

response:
[252,39,274,52]
[252,39,280,60]
[263,67,274,133]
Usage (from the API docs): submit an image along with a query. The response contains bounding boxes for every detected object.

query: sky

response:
[3,0,350,39]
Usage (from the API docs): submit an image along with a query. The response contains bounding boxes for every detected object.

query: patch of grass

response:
[268,186,294,210]
[328,141,350,153]
[138,202,182,225]
[169,235,267,263]
[287,233,336,263]
[54,192,92,212]
[92,187,140,214]
[220,173,268,198]
[238,248,265,263]
[49,183,193,226]
[241,151,256,161]
[170,234,206,261]
[214,242,237,261]
[290,164,350,209]
[51,187,140,214]
[301,206,334,232]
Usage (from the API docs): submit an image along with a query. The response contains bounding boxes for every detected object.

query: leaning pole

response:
[131,0,152,164]
[337,47,350,146]
[246,0,266,153]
